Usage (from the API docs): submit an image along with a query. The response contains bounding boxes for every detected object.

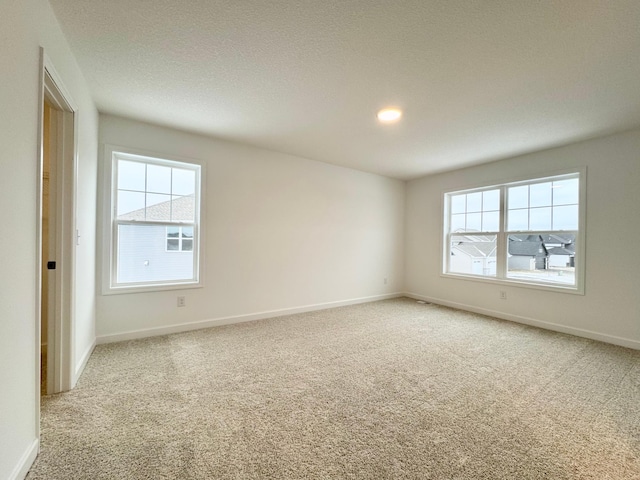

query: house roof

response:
[508,232,576,256]
[509,234,541,242]
[547,246,575,256]
[508,239,547,256]
[540,234,575,245]
[49,1,640,180]
[452,242,496,258]
[451,233,495,243]
[118,194,195,222]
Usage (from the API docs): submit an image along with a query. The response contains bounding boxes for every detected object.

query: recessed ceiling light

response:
[377,108,402,123]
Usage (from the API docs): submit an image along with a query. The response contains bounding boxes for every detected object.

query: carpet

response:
[27,298,640,479]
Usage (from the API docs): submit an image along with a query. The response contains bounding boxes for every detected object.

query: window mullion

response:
[446,232,451,273]
[496,185,507,280]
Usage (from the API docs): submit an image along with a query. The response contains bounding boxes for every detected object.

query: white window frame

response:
[442,169,586,294]
[101,145,205,294]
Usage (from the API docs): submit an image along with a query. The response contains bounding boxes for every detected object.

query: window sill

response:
[440,272,584,295]
[102,281,203,295]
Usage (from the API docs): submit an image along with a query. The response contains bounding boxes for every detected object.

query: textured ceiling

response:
[50,0,640,180]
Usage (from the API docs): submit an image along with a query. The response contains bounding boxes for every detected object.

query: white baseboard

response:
[404,292,640,350]
[97,293,404,344]
[9,438,38,480]
[73,340,96,386]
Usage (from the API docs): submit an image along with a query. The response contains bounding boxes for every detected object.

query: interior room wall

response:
[405,128,640,348]
[0,1,98,478]
[39,10,99,390]
[97,115,405,341]
[71,92,99,383]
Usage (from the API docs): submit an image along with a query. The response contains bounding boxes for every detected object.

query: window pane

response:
[451,194,466,214]
[449,234,497,277]
[117,191,145,219]
[146,193,171,221]
[553,205,579,230]
[172,168,196,196]
[117,160,145,192]
[181,226,194,238]
[147,164,172,194]
[450,214,465,232]
[507,233,575,286]
[182,239,193,251]
[171,195,195,222]
[552,178,579,205]
[508,185,528,209]
[482,211,499,232]
[466,212,481,231]
[466,192,482,213]
[483,189,500,211]
[529,182,552,207]
[530,207,551,230]
[166,226,179,238]
[117,224,194,284]
[507,208,528,231]
[167,239,179,250]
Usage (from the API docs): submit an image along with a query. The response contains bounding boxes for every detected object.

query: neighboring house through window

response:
[443,171,585,293]
[103,147,203,293]
[166,226,194,252]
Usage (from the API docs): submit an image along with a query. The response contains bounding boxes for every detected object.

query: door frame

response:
[35,48,78,428]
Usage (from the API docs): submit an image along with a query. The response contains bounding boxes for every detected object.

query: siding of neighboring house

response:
[542,234,576,268]
[548,246,576,267]
[450,255,497,276]
[116,194,195,283]
[508,236,548,270]
[508,256,537,270]
[118,225,193,283]
[450,239,497,276]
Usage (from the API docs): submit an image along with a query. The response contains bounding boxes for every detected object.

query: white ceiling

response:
[50,0,640,180]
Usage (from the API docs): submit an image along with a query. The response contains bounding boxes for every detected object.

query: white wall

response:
[0,1,97,478]
[97,115,405,340]
[405,129,640,348]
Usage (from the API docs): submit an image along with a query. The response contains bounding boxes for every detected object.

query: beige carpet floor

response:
[27,298,640,479]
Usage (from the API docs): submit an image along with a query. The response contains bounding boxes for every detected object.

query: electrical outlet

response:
[499,291,507,300]
[177,296,186,307]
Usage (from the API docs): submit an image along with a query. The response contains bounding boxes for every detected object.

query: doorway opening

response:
[41,99,55,395]
[37,50,77,407]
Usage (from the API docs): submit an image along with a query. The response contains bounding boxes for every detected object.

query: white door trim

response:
[36,48,78,437]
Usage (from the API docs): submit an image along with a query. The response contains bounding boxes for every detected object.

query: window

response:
[443,171,584,292]
[166,226,194,252]
[103,147,203,292]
